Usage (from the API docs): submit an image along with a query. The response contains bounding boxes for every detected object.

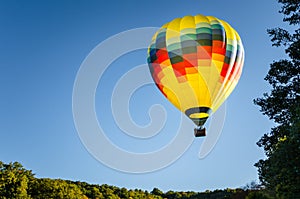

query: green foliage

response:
[0,161,34,199]
[28,178,85,199]
[151,188,163,197]
[254,0,300,198]
[245,191,271,199]
[1,160,266,199]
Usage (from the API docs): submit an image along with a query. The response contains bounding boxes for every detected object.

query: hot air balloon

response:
[147,14,244,137]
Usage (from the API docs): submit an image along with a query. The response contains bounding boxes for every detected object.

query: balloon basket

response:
[194,127,206,137]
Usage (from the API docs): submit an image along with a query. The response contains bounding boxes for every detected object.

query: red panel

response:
[153,65,162,75]
[197,46,212,59]
[213,40,225,48]
[183,53,197,60]
[221,58,241,81]
[220,63,229,78]
[156,48,167,56]
[212,47,226,55]
[172,62,187,76]
[183,53,198,67]
[182,59,195,67]
[156,49,169,63]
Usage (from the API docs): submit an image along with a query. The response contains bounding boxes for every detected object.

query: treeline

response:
[0,161,268,199]
[252,0,300,198]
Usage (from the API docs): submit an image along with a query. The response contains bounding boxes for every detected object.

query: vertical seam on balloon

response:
[213,21,238,109]
[178,16,194,113]
[222,30,243,102]
[166,18,186,111]
[181,15,200,114]
[224,36,244,97]
[208,16,226,111]
[197,16,213,112]
[201,15,214,111]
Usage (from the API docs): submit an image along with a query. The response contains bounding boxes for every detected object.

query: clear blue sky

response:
[0,0,286,192]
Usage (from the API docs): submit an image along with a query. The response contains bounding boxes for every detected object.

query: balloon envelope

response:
[147,14,244,127]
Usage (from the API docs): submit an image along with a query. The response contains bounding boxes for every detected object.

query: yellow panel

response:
[160,67,174,78]
[185,67,198,74]
[162,86,180,109]
[220,20,235,40]
[161,59,172,68]
[161,22,169,29]
[166,18,181,40]
[197,59,211,67]
[186,74,198,81]
[180,16,195,30]
[212,53,225,62]
[211,60,223,72]
[166,37,181,45]
[181,28,196,35]
[206,16,219,23]
[194,14,209,24]
[157,71,165,80]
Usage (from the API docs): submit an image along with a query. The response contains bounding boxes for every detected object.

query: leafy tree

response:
[0,161,34,199]
[245,191,271,199]
[87,186,104,199]
[253,0,300,198]
[28,178,85,199]
[0,160,261,199]
[164,190,183,199]
[151,188,163,197]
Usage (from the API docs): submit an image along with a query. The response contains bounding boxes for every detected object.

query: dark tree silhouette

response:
[254,0,300,198]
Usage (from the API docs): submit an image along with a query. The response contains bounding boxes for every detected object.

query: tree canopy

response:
[0,160,264,199]
[254,0,300,198]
